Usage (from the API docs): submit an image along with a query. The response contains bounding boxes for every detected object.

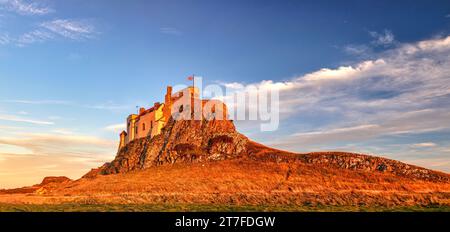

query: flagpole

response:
[192,74,195,88]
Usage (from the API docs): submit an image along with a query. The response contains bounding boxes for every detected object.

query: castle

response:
[118,85,228,150]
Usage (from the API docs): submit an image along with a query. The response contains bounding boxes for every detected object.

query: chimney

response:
[139,107,145,114]
[167,86,172,97]
[164,86,173,120]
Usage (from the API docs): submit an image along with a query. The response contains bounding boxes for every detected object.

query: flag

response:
[187,76,194,81]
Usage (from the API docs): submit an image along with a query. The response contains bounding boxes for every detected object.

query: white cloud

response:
[0,0,53,15]
[104,123,125,133]
[40,19,96,40]
[51,128,74,135]
[222,82,245,90]
[0,114,54,125]
[302,59,386,81]
[369,29,395,46]
[16,29,53,46]
[411,142,437,148]
[225,35,450,153]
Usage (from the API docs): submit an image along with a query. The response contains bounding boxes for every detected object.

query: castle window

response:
[135,126,138,134]
[143,123,146,131]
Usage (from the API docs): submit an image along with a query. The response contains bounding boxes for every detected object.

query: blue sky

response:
[0,0,450,188]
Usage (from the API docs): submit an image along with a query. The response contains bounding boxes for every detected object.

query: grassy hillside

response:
[1,157,449,210]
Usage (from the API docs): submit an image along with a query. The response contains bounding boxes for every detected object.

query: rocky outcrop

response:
[40,176,72,185]
[245,142,450,182]
[0,176,72,195]
[90,118,248,175]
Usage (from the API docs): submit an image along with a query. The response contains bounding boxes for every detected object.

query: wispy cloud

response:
[0,114,54,125]
[0,1,98,47]
[16,29,53,46]
[281,109,450,146]
[14,19,98,46]
[160,27,182,36]
[0,19,97,46]
[50,128,75,135]
[446,14,450,18]
[411,142,437,148]
[40,19,97,40]
[0,133,116,156]
[83,104,130,111]
[104,123,125,133]
[2,99,131,112]
[0,0,53,16]
[343,44,371,56]
[369,29,395,46]
[2,99,70,105]
[0,32,11,45]
[343,29,395,56]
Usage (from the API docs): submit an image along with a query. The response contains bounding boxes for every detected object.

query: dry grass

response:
[1,158,449,210]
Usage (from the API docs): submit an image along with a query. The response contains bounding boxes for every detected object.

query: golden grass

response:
[1,158,449,209]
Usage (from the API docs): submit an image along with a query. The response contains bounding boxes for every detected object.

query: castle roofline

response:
[137,102,164,117]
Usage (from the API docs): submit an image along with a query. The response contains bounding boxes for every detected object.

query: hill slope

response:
[85,117,449,183]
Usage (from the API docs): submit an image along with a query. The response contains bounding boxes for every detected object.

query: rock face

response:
[87,118,248,175]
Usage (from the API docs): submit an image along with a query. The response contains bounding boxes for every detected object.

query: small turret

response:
[119,131,127,150]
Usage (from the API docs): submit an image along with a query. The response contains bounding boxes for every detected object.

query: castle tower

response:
[126,114,138,143]
[119,131,127,150]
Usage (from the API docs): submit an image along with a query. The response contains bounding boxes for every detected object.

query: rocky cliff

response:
[85,118,248,176]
